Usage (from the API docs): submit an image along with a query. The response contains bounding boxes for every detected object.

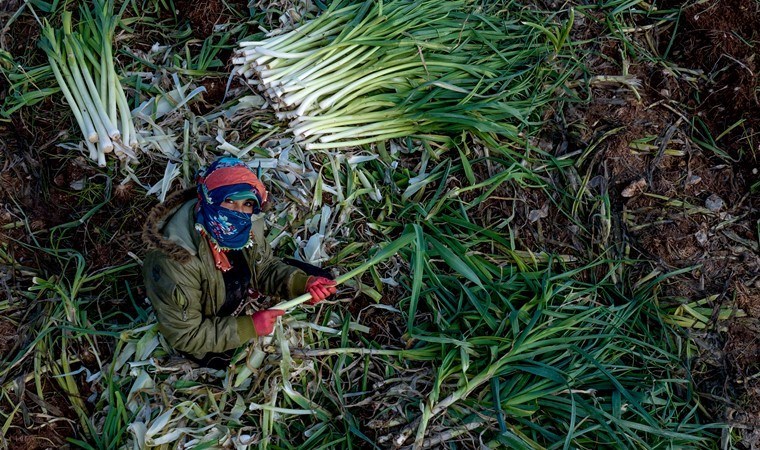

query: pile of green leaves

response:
[234,0,576,150]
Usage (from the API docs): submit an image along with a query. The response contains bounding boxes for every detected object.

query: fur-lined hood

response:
[142,188,199,264]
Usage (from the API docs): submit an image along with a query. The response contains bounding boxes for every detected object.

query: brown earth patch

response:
[724,319,760,430]
[3,378,77,449]
[643,7,760,438]
[527,4,760,446]
[346,284,408,348]
[175,0,248,39]
[0,319,16,356]
[0,1,43,67]
[193,76,229,114]
[661,0,760,166]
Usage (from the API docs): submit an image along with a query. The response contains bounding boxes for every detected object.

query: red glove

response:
[251,309,284,336]
[305,276,337,305]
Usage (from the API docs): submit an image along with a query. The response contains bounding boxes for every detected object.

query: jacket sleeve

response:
[250,219,309,299]
[143,251,257,357]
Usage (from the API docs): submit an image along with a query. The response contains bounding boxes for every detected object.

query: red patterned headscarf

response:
[194,157,268,271]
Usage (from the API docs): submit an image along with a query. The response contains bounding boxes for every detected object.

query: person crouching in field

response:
[142,156,336,368]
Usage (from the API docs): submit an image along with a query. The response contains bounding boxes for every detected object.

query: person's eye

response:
[244,201,254,207]
[224,198,234,203]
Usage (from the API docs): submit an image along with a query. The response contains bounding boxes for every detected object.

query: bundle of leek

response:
[233,0,571,149]
[40,0,138,166]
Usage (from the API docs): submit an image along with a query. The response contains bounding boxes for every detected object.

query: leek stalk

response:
[234,0,570,149]
[274,233,414,311]
[39,0,139,166]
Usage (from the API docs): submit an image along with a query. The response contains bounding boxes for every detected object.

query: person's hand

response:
[305,276,337,305]
[251,309,285,336]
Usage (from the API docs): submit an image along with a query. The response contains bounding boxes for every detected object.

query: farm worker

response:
[142,156,336,368]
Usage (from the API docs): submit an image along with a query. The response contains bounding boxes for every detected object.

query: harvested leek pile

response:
[40,0,138,166]
[233,0,572,149]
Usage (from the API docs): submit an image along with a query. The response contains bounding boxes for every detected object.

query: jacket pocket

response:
[172,288,189,321]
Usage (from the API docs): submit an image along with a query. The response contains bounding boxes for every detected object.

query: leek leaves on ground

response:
[39,0,138,166]
[1,147,719,448]
[396,233,713,448]
[226,149,717,448]
[234,0,573,149]
[275,233,415,310]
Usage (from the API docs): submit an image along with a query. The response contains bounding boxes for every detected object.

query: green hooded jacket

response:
[142,188,309,359]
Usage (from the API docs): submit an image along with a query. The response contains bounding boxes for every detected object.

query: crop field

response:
[0,0,758,448]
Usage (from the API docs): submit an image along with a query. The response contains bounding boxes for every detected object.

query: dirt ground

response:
[1,0,758,448]
[567,0,760,443]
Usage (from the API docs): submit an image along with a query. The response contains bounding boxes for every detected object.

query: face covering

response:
[194,157,267,270]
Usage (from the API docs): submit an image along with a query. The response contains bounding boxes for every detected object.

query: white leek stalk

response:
[274,233,414,311]
[40,0,140,166]
[233,0,569,149]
